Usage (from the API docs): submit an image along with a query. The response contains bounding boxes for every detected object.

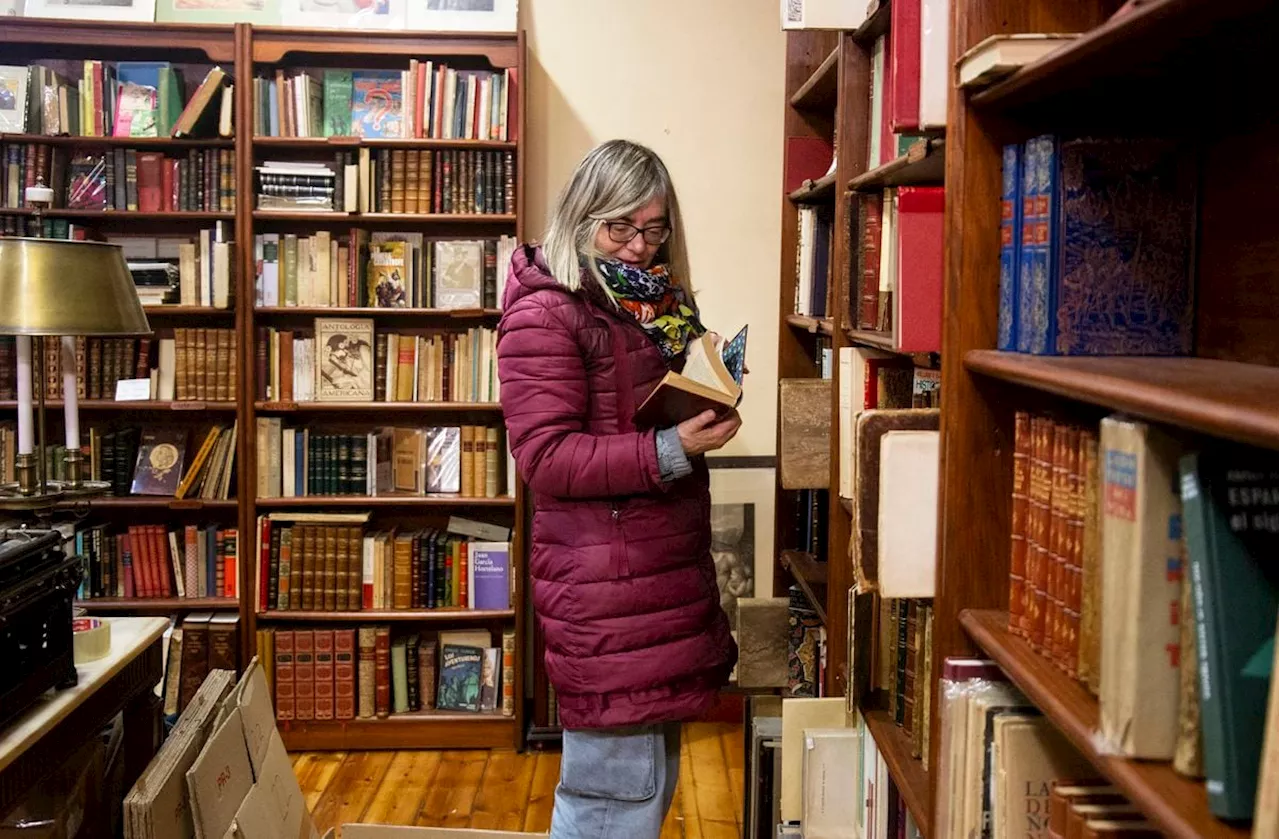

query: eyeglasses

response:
[603,221,671,246]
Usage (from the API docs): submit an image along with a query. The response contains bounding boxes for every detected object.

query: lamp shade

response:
[0,237,152,336]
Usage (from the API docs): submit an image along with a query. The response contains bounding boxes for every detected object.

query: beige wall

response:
[521,0,786,457]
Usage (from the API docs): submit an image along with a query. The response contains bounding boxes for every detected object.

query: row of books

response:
[256,514,511,612]
[254,233,514,310]
[160,611,241,718]
[253,421,504,500]
[257,325,499,405]
[0,328,238,404]
[934,659,1161,839]
[253,63,517,142]
[1,142,235,213]
[1009,409,1277,821]
[75,522,238,601]
[997,136,1194,356]
[256,148,514,216]
[118,423,238,501]
[0,62,230,139]
[259,626,516,720]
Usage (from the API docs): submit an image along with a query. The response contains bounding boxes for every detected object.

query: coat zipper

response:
[611,502,630,578]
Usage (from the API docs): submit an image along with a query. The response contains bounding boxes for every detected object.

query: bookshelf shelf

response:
[256,609,515,622]
[0,18,236,62]
[142,306,236,318]
[852,0,892,45]
[0,209,234,221]
[255,495,515,509]
[252,136,517,151]
[249,27,520,64]
[960,609,1249,839]
[78,597,238,614]
[845,328,898,351]
[71,497,237,510]
[254,401,502,413]
[969,0,1275,111]
[789,171,838,204]
[862,707,933,838]
[252,211,517,224]
[254,306,501,319]
[848,138,945,192]
[789,45,840,112]
[278,711,518,751]
[0,134,233,148]
[964,351,1279,449]
[779,550,828,625]
[0,400,236,412]
[785,314,834,336]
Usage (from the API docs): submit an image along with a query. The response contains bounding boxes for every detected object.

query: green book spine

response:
[391,637,409,713]
[322,70,352,138]
[1180,450,1278,820]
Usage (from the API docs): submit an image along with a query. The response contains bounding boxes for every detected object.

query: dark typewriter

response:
[0,529,82,731]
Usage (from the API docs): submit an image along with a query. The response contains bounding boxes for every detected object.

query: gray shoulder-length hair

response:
[542,139,692,299]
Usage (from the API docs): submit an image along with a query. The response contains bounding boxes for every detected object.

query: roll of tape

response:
[73,617,112,663]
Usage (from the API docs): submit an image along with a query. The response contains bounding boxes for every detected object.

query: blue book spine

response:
[997,143,1022,351]
[1019,135,1058,355]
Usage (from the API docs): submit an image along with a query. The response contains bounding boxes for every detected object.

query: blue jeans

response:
[550,723,681,839]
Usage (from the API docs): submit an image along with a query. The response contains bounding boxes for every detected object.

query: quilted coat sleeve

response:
[498,297,665,499]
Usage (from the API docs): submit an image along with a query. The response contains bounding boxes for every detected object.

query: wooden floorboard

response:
[295,722,742,837]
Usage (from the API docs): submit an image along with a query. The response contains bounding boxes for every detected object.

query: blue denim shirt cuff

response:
[656,427,693,482]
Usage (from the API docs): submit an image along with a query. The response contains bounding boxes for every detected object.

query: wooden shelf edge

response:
[254,401,502,412]
[1,133,233,148]
[848,138,946,192]
[0,400,235,411]
[964,351,1279,449]
[780,550,829,625]
[840,497,854,517]
[852,0,892,44]
[256,609,515,622]
[254,306,501,317]
[960,609,1249,839]
[846,328,900,351]
[78,597,237,613]
[252,211,516,223]
[861,707,933,838]
[255,495,514,508]
[788,45,840,111]
[278,713,518,751]
[0,208,233,220]
[67,497,237,510]
[253,136,516,150]
[786,314,835,336]
[789,171,838,204]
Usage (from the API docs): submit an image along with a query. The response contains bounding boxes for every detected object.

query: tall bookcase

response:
[773,1,1276,838]
[0,19,529,751]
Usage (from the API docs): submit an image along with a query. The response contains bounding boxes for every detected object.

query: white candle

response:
[15,336,33,455]
[61,336,79,452]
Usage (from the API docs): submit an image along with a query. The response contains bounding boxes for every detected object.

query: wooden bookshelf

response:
[789,171,838,204]
[779,550,828,625]
[931,3,1278,839]
[960,609,1249,839]
[78,597,238,614]
[862,707,933,838]
[1,21,529,750]
[784,314,834,336]
[0,400,237,412]
[851,0,892,44]
[789,45,840,111]
[847,137,946,191]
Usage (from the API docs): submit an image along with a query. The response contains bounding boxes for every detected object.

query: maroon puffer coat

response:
[496,245,737,730]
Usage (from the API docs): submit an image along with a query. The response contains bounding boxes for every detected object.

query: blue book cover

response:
[997,143,1022,351]
[1015,136,1040,353]
[1019,135,1059,355]
[437,643,483,712]
[1053,137,1195,355]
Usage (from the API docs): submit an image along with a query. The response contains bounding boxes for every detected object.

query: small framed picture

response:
[280,0,405,30]
[708,464,777,621]
[407,0,516,32]
[155,0,280,25]
[22,0,157,22]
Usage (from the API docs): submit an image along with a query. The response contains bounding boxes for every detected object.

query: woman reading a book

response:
[497,139,740,839]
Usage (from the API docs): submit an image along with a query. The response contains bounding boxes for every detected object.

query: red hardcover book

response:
[136,152,164,213]
[893,187,944,352]
[1009,411,1032,636]
[783,136,834,194]
[274,630,295,721]
[1046,423,1070,668]
[374,626,391,718]
[888,0,922,133]
[1027,417,1055,650]
[313,629,335,721]
[334,628,357,721]
[293,629,315,721]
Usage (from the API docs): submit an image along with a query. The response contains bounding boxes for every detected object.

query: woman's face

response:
[593,196,668,270]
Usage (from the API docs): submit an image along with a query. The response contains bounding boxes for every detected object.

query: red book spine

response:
[293,629,315,721]
[259,518,272,612]
[893,187,944,352]
[1009,411,1031,636]
[374,626,391,718]
[888,0,922,133]
[333,628,357,721]
[136,152,163,213]
[313,629,335,721]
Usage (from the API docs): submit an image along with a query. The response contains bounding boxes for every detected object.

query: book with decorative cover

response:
[437,643,483,712]
[315,318,374,402]
[350,71,402,138]
[633,327,746,429]
[131,426,188,496]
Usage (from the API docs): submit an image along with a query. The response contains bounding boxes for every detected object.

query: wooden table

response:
[0,616,168,821]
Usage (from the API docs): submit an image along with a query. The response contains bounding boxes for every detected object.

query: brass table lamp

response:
[0,236,151,508]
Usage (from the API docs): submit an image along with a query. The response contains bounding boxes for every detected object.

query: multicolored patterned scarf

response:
[593,258,705,362]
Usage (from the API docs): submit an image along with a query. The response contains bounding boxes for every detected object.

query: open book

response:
[634,326,747,428]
